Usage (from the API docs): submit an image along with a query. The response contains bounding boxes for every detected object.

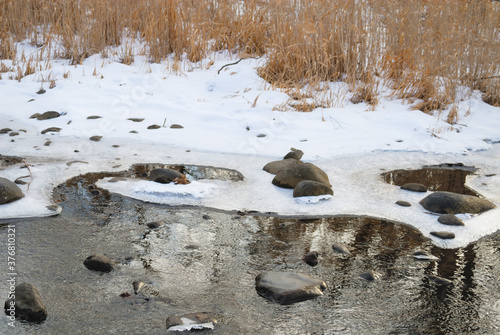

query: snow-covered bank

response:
[1,47,499,248]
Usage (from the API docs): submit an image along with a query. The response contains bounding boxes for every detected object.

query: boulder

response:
[0,177,24,204]
[263,158,303,175]
[284,148,304,160]
[420,191,495,214]
[166,312,217,331]
[272,163,331,189]
[83,254,114,272]
[149,168,183,184]
[401,183,427,192]
[4,283,47,322]
[255,271,326,304]
[293,180,333,197]
[437,214,465,226]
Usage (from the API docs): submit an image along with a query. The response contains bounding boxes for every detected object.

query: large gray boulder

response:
[149,168,182,184]
[293,180,333,197]
[420,191,496,214]
[4,283,47,322]
[263,158,303,175]
[272,163,331,189]
[0,177,24,204]
[255,271,326,304]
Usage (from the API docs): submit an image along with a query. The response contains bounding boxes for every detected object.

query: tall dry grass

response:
[0,0,499,110]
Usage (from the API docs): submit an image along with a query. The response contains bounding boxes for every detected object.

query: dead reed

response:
[0,0,498,112]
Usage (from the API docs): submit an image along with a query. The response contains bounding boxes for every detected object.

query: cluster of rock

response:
[263,148,333,198]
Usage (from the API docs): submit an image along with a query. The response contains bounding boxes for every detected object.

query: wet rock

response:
[413,251,438,261]
[332,243,351,255]
[35,111,60,120]
[146,221,163,229]
[359,270,382,281]
[420,191,495,214]
[127,118,144,122]
[149,168,183,184]
[293,180,333,197]
[170,124,184,129]
[0,128,12,134]
[0,177,24,204]
[89,136,102,142]
[263,158,303,175]
[303,251,319,266]
[4,283,47,322]
[83,254,115,272]
[87,115,102,119]
[438,214,465,226]
[41,127,62,134]
[425,274,453,286]
[401,183,427,192]
[166,312,217,331]
[147,124,161,129]
[272,163,331,189]
[430,231,455,240]
[396,200,411,207]
[284,148,304,160]
[255,271,326,304]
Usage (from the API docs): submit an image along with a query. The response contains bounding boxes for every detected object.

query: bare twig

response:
[22,159,33,192]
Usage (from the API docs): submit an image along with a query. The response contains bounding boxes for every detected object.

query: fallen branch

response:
[22,159,33,192]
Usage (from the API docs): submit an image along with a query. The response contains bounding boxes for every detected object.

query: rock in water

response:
[4,283,48,322]
[332,243,351,255]
[420,191,495,214]
[425,274,453,286]
[401,183,427,192]
[255,271,326,304]
[293,180,333,197]
[149,168,183,184]
[272,163,331,189]
[303,251,319,266]
[0,177,24,204]
[83,254,115,272]
[166,312,217,331]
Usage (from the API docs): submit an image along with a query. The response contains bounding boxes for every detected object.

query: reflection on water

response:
[0,177,499,334]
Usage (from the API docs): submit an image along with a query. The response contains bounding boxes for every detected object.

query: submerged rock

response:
[420,191,496,214]
[303,251,319,266]
[83,254,115,272]
[413,251,438,261]
[293,180,333,197]
[359,270,382,281]
[426,274,453,286]
[401,183,427,192]
[4,283,48,322]
[0,177,24,204]
[255,271,326,304]
[166,312,217,331]
[332,243,351,255]
[272,163,331,189]
[263,158,303,175]
[149,168,183,184]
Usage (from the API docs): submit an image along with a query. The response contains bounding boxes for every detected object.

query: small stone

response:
[41,127,62,134]
[29,113,41,119]
[9,132,19,137]
[359,270,381,281]
[14,178,28,185]
[425,274,453,286]
[44,141,51,146]
[146,221,163,229]
[413,251,438,261]
[401,183,427,192]
[332,243,351,255]
[112,144,120,148]
[0,128,12,134]
[36,111,60,120]
[284,148,304,160]
[87,115,102,119]
[202,214,211,220]
[89,136,102,142]
[36,88,46,94]
[396,200,411,207]
[129,130,138,133]
[127,118,144,122]
[147,124,161,129]
[438,214,465,226]
[430,231,455,239]
[257,134,266,138]
[83,254,115,272]
[303,251,319,266]
[170,124,184,129]
[149,168,182,184]
[4,283,47,322]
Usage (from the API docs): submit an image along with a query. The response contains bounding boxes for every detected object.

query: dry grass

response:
[0,0,499,112]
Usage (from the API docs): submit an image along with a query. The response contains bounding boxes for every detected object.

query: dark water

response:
[0,177,499,334]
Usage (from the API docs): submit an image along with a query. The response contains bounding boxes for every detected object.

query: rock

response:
[284,148,304,160]
[396,200,411,207]
[413,251,438,261]
[147,124,161,129]
[170,124,184,129]
[263,158,303,175]
[166,312,217,331]
[255,271,326,304]
[0,128,12,134]
[272,163,331,189]
[9,132,19,137]
[41,127,62,134]
[44,141,51,146]
[303,251,319,266]
[149,168,183,184]
[425,274,453,286]
[0,177,24,204]
[332,243,351,255]
[257,134,266,137]
[127,118,144,122]
[14,177,28,185]
[293,180,333,197]
[87,115,102,119]
[4,283,48,322]
[36,111,60,120]
[359,270,382,281]
[89,136,102,142]
[430,231,455,239]
[83,254,115,272]
[420,191,496,214]
[29,113,41,119]
[36,88,46,94]
[401,183,427,192]
[437,214,465,226]
[146,221,163,229]
[202,214,211,220]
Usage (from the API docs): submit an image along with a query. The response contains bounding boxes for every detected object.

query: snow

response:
[1,41,500,249]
